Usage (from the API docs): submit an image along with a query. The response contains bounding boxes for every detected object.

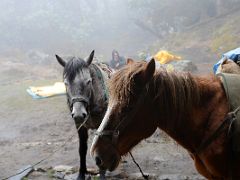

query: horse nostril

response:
[95,156,102,166]
[71,112,74,118]
[82,112,87,119]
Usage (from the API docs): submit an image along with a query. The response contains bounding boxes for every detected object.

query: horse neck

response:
[89,64,108,113]
[148,72,228,151]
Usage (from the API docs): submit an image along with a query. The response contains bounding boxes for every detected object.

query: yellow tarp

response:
[27,82,66,99]
[154,50,181,64]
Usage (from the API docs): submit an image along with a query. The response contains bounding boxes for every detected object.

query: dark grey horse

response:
[56,51,111,180]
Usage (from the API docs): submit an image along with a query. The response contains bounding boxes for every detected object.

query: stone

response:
[53,172,65,179]
[53,165,74,173]
[158,174,204,180]
[169,60,198,72]
[9,165,33,180]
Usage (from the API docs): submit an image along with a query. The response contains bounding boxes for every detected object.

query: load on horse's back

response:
[56,51,112,180]
[217,73,240,151]
[215,47,240,156]
[214,47,240,74]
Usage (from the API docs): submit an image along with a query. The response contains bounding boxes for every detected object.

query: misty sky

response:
[1,0,239,61]
[0,0,157,60]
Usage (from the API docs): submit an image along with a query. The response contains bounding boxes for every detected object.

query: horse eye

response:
[64,79,69,86]
[87,79,92,85]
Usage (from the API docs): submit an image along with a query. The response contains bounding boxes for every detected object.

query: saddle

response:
[218,73,240,152]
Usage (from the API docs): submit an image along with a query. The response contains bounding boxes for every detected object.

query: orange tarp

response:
[154,50,181,64]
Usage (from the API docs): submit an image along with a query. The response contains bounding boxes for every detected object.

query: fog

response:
[0,0,155,60]
[0,0,240,61]
[1,1,240,178]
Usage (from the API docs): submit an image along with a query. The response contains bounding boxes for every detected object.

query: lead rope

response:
[1,119,88,180]
[129,152,149,179]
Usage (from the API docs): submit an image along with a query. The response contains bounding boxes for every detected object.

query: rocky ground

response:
[0,58,212,180]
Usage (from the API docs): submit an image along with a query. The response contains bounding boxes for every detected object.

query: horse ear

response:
[127,58,134,65]
[56,55,66,67]
[134,58,155,85]
[87,50,95,65]
[143,58,155,82]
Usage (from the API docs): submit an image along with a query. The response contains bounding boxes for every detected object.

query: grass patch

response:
[47,169,55,178]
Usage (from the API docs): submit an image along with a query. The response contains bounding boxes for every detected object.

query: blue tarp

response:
[213,47,240,74]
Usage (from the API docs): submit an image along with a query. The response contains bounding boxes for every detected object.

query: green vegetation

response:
[92,176,101,180]
[47,169,55,178]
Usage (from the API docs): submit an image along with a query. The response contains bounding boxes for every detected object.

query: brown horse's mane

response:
[109,60,204,128]
[109,61,148,104]
[153,67,201,129]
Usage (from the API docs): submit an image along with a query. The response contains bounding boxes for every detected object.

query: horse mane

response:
[64,57,88,81]
[109,60,201,128]
[152,67,200,127]
[109,61,147,105]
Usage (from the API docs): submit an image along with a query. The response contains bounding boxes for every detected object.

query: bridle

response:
[67,63,109,116]
[70,96,89,108]
[94,83,151,180]
[68,94,91,116]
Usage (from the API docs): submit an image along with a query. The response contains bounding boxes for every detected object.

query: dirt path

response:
[0,61,206,179]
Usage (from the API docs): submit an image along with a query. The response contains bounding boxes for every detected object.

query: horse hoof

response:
[77,173,85,180]
[100,176,106,180]
[99,170,106,180]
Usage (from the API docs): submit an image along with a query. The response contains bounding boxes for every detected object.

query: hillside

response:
[156,9,240,63]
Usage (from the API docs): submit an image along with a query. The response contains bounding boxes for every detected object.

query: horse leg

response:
[77,126,88,180]
[99,169,106,180]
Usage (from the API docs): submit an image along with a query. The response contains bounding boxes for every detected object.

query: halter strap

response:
[71,96,89,107]
[95,130,120,145]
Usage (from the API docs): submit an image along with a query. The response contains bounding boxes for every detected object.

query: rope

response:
[1,119,88,180]
[129,152,149,180]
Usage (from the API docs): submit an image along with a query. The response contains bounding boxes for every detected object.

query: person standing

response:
[109,50,125,70]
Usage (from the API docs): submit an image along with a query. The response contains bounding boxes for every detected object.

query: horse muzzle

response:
[90,136,120,171]
[71,102,89,124]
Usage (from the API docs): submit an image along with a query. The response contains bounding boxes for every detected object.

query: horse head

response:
[56,50,95,125]
[90,59,157,171]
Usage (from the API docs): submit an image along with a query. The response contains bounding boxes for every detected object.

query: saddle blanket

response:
[218,73,240,151]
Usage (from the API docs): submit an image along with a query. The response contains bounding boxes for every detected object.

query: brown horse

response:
[90,58,240,179]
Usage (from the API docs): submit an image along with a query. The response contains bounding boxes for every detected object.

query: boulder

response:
[169,60,198,72]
